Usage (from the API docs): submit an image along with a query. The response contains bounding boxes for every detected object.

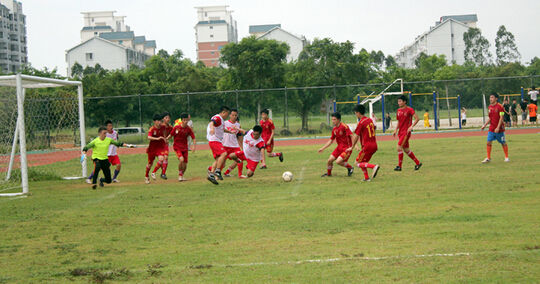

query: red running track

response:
[5,128,539,168]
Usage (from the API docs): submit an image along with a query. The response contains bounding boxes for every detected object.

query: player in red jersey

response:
[393,95,422,171]
[222,109,247,178]
[166,113,196,181]
[259,109,283,169]
[347,105,380,181]
[227,125,266,178]
[318,112,354,177]
[206,106,233,185]
[155,111,173,180]
[481,92,509,163]
[145,114,168,184]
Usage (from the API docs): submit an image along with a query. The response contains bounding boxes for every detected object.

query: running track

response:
[7,128,540,167]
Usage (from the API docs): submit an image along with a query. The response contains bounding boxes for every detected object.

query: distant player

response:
[158,111,173,179]
[145,114,168,184]
[86,120,122,183]
[222,109,247,178]
[83,127,130,189]
[167,113,196,181]
[347,105,380,181]
[317,112,354,177]
[206,106,232,185]
[528,101,538,126]
[423,109,431,127]
[227,125,266,178]
[393,95,422,171]
[481,93,509,163]
[259,109,283,169]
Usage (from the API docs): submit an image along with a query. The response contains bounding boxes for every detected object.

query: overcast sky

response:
[24,0,540,75]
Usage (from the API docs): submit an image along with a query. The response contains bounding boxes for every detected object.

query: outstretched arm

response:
[318,138,334,153]
[347,134,360,152]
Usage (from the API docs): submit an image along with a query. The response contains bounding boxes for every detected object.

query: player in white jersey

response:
[222,109,247,178]
[227,125,265,178]
[206,106,232,185]
[86,120,122,184]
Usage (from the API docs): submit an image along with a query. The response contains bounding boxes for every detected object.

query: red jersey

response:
[147,125,167,153]
[260,119,275,141]
[355,117,377,147]
[396,106,415,136]
[488,103,505,132]
[331,122,352,149]
[170,124,195,151]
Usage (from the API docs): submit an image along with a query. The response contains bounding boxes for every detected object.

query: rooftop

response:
[99,31,135,40]
[133,36,146,44]
[81,25,112,31]
[440,14,478,23]
[197,20,227,25]
[144,40,156,48]
[249,24,281,34]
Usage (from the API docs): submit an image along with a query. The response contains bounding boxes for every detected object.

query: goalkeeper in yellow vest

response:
[83,126,134,189]
[423,109,431,128]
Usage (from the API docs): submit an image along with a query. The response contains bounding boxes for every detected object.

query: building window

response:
[119,40,123,44]
[86,53,93,61]
[204,12,207,17]
[210,43,215,47]
[211,51,215,54]
[210,26,213,29]
[94,32,97,35]
[210,34,214,38]
[218,45,223,51]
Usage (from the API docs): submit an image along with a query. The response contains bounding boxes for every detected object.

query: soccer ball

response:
[282,171,293,182]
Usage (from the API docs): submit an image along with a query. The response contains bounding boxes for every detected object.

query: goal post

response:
[0,74,86,196]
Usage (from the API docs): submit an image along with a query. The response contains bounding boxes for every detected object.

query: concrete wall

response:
[259,29,305,62]
[66,38,127,76]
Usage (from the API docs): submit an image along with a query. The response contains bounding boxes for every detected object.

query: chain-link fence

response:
[83,75,540,143]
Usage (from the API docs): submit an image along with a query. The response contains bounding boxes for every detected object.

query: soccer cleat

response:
[91,184,97,190]
[99,178,104,187]
[145,177,150,184]
[347,167,354,177]
[504,158,510,162]
[207,174,219,185]
[362,178,372,182]
[414,163,423,171]
[372,165,380,179]
[85,178,92,184]
[260,165,267,169]
[394,166,402,171]
[178,176,184,182]
[112,179,120,183]
[151,173,156,180]
[224,173,231,177]
[481,158,491,163]
[160,174,167,180]
[215,171,223,180]
[238,175,248,179]
[321,173,331,177]
[279,153,284,162]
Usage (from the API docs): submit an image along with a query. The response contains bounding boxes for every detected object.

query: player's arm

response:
[481,118,490,130]
[408,112,420,133]
[208,122,215,135]
[82,140,96,153]
[190,131,196,152]
[347,134,360,152]
[111,140,135,148]
[268,127,275,142]
[318,138,334,153]
[494,111,504,133]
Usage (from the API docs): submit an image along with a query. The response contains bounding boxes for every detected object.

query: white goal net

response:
[0,74,86,196]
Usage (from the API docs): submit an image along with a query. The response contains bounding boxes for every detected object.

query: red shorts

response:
[263,137,274,153]
[356,144,378,163]
[331,147,351,161]
[147,148,166,163]
[234,151,259,172]
[209,141,226,159]
[224,146,241,159]
[108,155,121,166]
[174,149,189,163]
[398,132,412,148]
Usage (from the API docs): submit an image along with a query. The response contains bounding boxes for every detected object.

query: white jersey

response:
[242,130,265,162]
[223,120,241,148]
[106,130,118,156]
[461,112,467,120]
[187,120,193,128]
[206,114,225,142]
[529,90,538,101]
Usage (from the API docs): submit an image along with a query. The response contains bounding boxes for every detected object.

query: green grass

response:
[1,134,539,283]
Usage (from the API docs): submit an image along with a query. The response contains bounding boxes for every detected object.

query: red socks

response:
[238,162,243,176]
[152,161,162,173]
[162,160,168,174]
[270,152,281,157]
[406,151,420,165]
[487,144,492,159]
[502,144,508,158]
[179,170,184,177]
[327,165,333,176]
[398,150,404,167]
[343,162,353,169]
[145,164,151,177]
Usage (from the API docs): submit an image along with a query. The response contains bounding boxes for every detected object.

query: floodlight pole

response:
[77,84,87,178]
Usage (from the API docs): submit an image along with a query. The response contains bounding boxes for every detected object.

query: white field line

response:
[0,195,27,202]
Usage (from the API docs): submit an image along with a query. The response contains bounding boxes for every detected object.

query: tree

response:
[70,62,83,78]
[464,28,492,66]
[385,55,397,69]
[495,25,521,65]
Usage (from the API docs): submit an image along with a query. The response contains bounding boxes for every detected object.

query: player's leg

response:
[323,154,336,177]
[214,152,227,180]
[266,142,283,161]
[260,148,267,169]
[483,132,495,163]
[395,143,404,171]
[99,159,112,187]
[356,150,378,181]
[162,150,169,176]
[152,152,163,178]
[86,169,95,184]
[497,134,509,161]
[109,155,121,182]
[91,159,101,189]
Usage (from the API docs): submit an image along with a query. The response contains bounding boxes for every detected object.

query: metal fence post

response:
[433,91,438,131]
[408,91,413,108]
[520,86,524,101]
[284,87,288,129]
[187,91,190,113]
[138,93,143,144]
[235,89,239,111]
[458,95,462,129]
[381,93,386,133]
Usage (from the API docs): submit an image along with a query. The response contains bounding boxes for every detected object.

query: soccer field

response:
[1,133,539,283]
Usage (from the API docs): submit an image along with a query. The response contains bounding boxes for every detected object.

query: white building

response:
[194,6,238,67]
[255,26,307,62]
[249,24,280,38]
[66,11,156,76]
[395,14,478,68]
[0,0,28,72]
